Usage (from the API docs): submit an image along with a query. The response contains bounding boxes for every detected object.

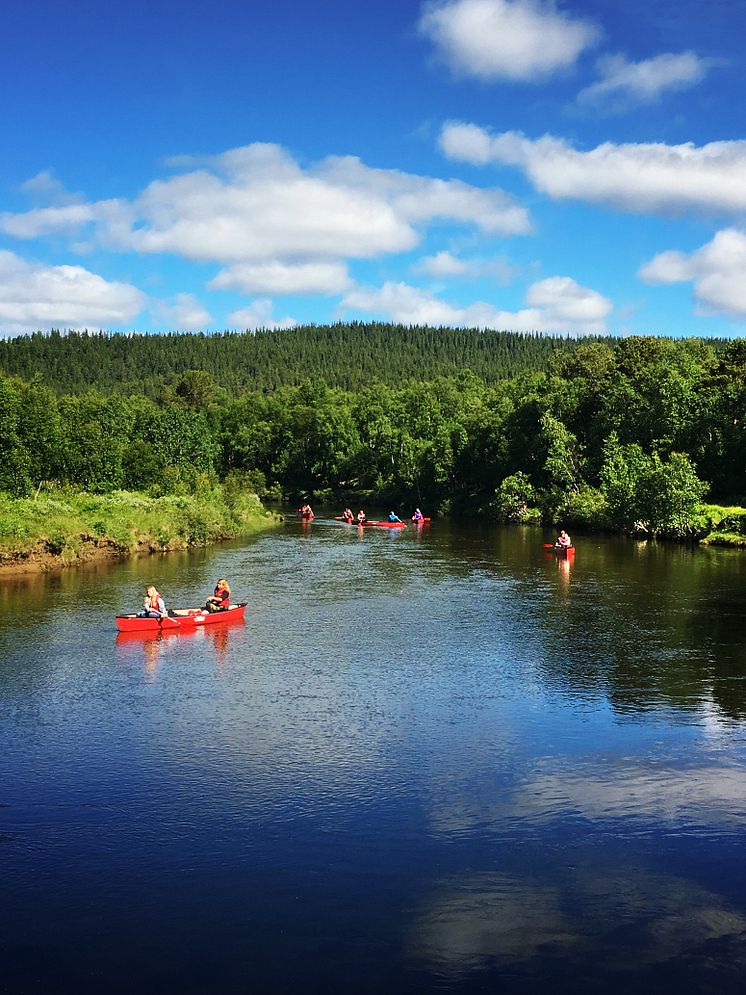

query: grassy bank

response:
[0,485,277,571]
[696,504,746,547]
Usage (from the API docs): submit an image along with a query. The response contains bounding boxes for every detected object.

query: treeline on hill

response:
[1,334,745,539]
[0,323,604,395]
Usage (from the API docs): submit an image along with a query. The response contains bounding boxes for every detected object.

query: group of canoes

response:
[298,502,430,528]
[116,578,247,632]
[336,507,429,528]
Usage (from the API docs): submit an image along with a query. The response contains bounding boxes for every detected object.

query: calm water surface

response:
[2,518,746,993]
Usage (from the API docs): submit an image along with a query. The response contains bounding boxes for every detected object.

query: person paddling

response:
[556,529,572,548]
[388,511,403,523]
[411,508,424,523]
[138,585,166,618]
[205,578,231,613]
[357,509,367,524]
[300,503,314,519]
[342,508,354,523]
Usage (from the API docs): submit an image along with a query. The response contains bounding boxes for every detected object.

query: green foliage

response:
[0,324,596,395]
[0,486,276,563]
[491,472,539,522]
[0,331,743,545]
[600,435,707,536]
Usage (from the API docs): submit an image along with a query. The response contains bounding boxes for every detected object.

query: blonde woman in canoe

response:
[205,578,231,613]
[138,585,166,618]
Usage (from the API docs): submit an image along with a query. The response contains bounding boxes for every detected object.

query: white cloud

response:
[414,250,519,284]
[0,250,146,335]
[440,123,746,215]
[416,251,469,277]
[419,0,599,82]
[20,169,71,202]
[3,144,530,275]
[318,154,531,235]
[227,298,297,331]
[640,228,746,318]
[210,260,351,296]
[0,198,132,240]
[578,51,716,111]
[525,275,611,324]
[152,292,213,331]
[342,274,610,332]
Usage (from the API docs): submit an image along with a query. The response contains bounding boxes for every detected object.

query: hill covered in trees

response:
[1,333,745,542]
[0,323,608,395]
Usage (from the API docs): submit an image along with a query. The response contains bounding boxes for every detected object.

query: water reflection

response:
[408,868,746,983]
[426,758,746,837]
[114,618,243,677]
[4,523,746,993]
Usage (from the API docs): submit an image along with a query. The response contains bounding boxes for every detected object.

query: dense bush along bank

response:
[0,334,744,546]
[0,487,275,571]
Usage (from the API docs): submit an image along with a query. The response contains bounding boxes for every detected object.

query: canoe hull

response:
[115,602,247,633]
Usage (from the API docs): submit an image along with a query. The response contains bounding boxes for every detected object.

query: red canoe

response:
[115,602,248,633]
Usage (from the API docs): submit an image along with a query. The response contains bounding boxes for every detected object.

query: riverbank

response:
[0,486,278,574]
[696,504,746,547]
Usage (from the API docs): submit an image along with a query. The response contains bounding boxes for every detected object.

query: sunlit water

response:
[2,518,746,993]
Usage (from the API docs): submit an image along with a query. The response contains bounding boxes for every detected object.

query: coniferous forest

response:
[0,324,745,543]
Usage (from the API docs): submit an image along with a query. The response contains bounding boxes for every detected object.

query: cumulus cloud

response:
[1,202,107,238]
[414,250,519,284]
[0,250,146,335]
[578,51,716,112]
[227,298,297,331]
[640,228,746,318]
[419,0,599,82]
[2,144,529,272]
[152,292,213,330]
[526,275,611,324]
[440,123,746,215]
[20,169,72,202]
[210,260,351,296]
[342,274,610,332]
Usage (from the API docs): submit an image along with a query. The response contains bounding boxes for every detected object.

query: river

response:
[2,518,746,994]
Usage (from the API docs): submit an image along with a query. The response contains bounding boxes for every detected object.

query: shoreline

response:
[0,487,279,576]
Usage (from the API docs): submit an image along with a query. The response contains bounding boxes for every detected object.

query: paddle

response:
[544,543,554,548]
[158,614,182,629]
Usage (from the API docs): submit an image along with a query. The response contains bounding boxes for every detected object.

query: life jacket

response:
[147,591,163,612]
[214,586,230,606]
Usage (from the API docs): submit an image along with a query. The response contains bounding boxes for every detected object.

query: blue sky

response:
[2,0,746,338]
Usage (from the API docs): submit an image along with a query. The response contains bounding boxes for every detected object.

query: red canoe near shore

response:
[115,602,248,633]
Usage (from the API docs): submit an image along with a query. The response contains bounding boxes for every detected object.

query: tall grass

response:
[0,486,275,565]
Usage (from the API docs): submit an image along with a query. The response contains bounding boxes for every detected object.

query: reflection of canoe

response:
[338,519,406,528]
[115,602,248,632]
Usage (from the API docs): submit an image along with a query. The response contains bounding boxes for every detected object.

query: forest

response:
[0,323,604,394]
[0,326,745,543]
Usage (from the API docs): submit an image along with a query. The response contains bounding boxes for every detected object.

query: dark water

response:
[2,519,746,994]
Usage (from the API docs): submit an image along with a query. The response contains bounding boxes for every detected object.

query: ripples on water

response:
[2,519,746,993]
